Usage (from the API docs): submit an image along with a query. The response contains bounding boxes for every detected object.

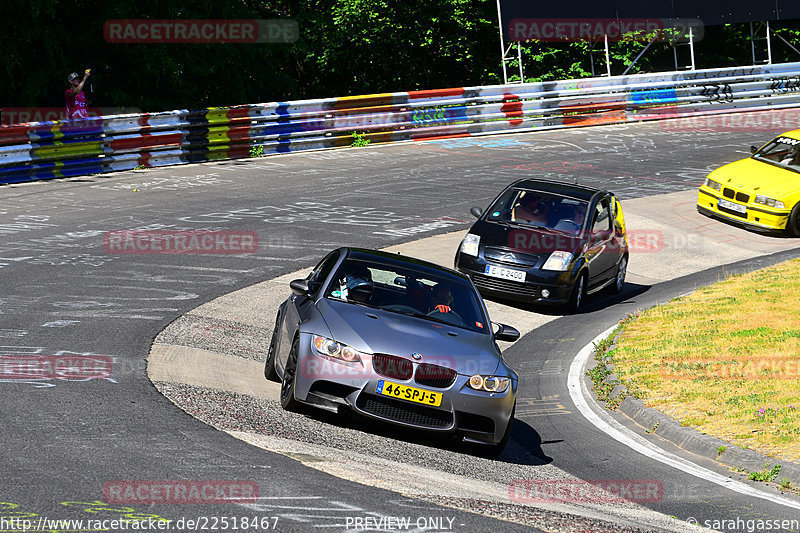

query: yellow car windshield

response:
[753,136,800,172]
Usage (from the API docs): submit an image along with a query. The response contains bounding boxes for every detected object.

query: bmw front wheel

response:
[264,313,281,382]
[280,337,301,411]
[787,203,800,237]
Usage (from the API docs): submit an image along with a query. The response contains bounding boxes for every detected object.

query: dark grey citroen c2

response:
[455,179,628,313]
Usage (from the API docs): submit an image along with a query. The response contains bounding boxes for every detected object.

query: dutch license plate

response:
[484,264,526,283]
[718,199,747,214]
[376,380,442,407]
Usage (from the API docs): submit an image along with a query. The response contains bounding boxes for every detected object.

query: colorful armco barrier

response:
[3,62,800,184]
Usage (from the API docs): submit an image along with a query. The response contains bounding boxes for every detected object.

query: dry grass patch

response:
[610,258,800,461]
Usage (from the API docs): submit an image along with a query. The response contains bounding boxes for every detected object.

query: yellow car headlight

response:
[754,195,785,209]
[704,178,722,191]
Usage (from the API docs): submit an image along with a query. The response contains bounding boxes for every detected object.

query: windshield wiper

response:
[493,219,523,228]
[494,219,553,231]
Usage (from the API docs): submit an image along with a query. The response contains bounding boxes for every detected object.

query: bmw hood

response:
[710,158,800,199]
[312,298,504,377]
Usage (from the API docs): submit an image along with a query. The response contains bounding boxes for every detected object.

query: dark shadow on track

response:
[298,407,551,465]
[481,282,652,316]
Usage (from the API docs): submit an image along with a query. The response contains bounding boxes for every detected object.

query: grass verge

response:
[598,258,800,462]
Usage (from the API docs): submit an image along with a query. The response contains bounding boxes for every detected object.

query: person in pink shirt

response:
[65,69,91,119]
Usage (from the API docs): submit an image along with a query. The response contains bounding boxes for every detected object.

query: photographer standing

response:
[65,69,91,119]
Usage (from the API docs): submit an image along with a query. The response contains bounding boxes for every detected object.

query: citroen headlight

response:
[542,251,573,271]
[312,335,363,363]
[754,195,785,209]
[468,374,510,393]
[460,233,480,257]
[704,178,722,191]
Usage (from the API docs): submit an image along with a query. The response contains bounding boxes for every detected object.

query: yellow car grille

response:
[722,187,750,203]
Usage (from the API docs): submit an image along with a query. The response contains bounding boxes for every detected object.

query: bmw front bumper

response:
[292,334,517,445]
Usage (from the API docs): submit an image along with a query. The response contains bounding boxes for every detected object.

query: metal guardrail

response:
[3,62,800,184]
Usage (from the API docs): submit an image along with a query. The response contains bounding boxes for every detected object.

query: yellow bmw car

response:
[697,130,800,236]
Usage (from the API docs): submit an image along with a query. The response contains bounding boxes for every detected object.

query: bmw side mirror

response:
[493,323,520,343]
[750,145,758,154]
[470,206,483,219]
[289,279,310,295]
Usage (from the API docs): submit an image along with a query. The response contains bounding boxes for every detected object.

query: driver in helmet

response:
[335,264,373,304]
[781,145,800,166]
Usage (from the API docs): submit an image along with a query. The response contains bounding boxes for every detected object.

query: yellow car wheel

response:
[789,203,800,237]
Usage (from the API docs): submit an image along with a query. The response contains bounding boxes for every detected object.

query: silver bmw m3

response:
[265,247,520,454]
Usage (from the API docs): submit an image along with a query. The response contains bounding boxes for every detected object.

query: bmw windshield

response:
[753,136,800,173]
[324,259,489,334]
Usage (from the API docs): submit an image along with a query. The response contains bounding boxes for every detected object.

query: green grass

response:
[604,258,800,462]
[350,132,371,147]
[748,463,781,482]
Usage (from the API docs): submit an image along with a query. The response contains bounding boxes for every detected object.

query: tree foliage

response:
[2,1,800,114]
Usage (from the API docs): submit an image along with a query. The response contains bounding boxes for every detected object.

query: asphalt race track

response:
[1,120,800,532]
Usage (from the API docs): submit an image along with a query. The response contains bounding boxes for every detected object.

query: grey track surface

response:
[1,120,799,532]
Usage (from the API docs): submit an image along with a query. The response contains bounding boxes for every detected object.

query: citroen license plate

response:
[485,264,526,282]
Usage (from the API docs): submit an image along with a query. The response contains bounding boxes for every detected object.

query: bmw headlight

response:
[460,233,480,257]
[312,335,363,363]
[704,178,722,191]
[754,195,785,209]
[542,251,573,271]
[468,374,510,393]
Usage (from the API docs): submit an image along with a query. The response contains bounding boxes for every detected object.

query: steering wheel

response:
[555,219,581,232]
[426,308,465,327]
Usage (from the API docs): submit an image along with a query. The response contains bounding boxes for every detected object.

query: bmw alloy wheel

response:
[264,313,281,382]
[280,338,300,411]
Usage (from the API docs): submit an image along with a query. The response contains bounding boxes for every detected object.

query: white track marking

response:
[568,325,800,511]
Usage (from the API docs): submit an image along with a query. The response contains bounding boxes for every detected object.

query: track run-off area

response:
[2,117,800,533]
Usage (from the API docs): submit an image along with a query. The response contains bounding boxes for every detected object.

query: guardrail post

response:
[767,20,773,65]
[496,0,508,84]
